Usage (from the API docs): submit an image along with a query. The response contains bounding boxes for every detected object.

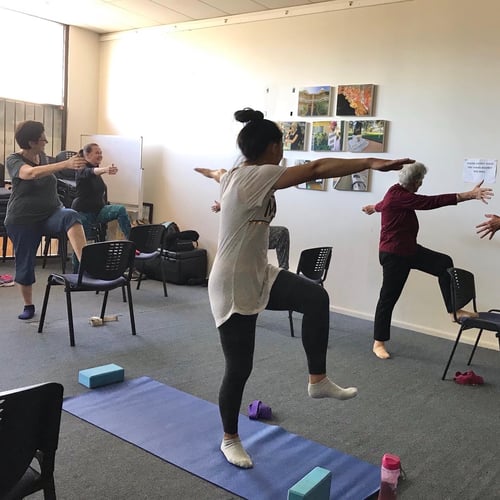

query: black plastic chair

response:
[0,382,64,500]
[442,267,500,380]
[38,240,137,346]
[129,224,168,297]
[0,187,10,261]
[289,246,332,337]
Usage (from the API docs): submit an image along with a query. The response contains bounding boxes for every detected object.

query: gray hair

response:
[399,162,427,188]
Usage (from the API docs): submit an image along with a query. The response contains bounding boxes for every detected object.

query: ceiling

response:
[0,0,338,34]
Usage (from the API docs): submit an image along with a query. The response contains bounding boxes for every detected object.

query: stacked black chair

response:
[0,186,10,261]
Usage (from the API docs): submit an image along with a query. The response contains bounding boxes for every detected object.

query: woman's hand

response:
[66,155,86,170]
[107,164,118,175]
[470,181,493,204]
[368,157,415,172]
[476,213,500,239]
[362,205,376,215]
[211,201,221,213]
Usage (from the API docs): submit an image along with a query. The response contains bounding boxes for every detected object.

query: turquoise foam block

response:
[78,364,124,388]
[288,466,332,500]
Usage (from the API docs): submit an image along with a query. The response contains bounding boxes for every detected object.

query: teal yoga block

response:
[79,364,124,388]
[288,467,332,500]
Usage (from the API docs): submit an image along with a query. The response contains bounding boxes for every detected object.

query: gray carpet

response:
[1,258,499,500]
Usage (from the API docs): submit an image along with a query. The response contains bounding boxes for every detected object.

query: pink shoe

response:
[0,274,14,287]
[454,370,484,385]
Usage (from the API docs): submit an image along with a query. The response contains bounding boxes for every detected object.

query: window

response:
[0,9,65,105]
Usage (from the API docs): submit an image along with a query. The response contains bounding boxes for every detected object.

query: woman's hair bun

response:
[234,108,264,124]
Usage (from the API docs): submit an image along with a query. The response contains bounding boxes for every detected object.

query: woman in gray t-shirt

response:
[5,120,87,320]
[196,108,413,469]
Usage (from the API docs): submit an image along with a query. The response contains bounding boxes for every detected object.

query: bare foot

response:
[452,309,479,323]
[373,340,390,359]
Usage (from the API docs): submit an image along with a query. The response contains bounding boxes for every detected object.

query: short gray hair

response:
[399,162,427,188]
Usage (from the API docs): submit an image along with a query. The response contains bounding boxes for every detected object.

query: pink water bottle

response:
[377,453,401,500]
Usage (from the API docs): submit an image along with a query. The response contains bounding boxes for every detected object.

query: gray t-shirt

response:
[208,163,286,327]
[5,153,62,225]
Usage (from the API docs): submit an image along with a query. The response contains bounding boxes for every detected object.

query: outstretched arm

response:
[19,154,86,180]
[476,213,500,240]
[274,157,414,190]
[194,167,227,183]
[456,181,493,204]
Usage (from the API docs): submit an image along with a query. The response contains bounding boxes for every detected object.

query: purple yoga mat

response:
[64,376,379,499]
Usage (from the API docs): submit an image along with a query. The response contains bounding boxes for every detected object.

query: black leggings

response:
[374,245,453,341]
[218,270,330,434]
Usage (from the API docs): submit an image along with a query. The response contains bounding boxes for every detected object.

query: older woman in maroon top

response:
[362,162,493,359]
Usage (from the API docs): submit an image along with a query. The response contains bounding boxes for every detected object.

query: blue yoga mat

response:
[63,377,380,499]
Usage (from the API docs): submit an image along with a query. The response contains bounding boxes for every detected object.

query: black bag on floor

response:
[162,221,199,252]
[143,222,207,285]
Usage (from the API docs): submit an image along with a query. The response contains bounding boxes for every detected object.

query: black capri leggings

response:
[218,270,330,434]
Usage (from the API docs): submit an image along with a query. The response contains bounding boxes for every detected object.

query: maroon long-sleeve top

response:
[374,184,457,255]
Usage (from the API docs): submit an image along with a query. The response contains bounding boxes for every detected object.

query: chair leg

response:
[65,289,76,347]
[2,235,7,262]
[136,272,143,290]
[288,310,294,337]
[38,282,52,333]
[160,257,168,297]
[100,291,110,318]
[442,327,465,380]
[60,236,67,273]
[42,237,51,269]
[125,283,136,335]
[43,478,57,500]
[467,329,483,366]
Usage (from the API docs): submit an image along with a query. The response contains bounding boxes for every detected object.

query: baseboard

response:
[331,306,499,351]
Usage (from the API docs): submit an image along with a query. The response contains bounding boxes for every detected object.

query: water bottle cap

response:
[382,453,401,470]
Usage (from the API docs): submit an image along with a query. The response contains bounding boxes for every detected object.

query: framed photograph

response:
[297,86,333,117]
[333,169,370,192]
[142,202,153,223]
[294,160,327,190]
[311,121,345,152]
[345,120,386,153]
[278,121,307,151]
[336,84,375,116]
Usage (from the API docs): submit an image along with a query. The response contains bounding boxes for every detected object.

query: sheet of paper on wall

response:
[463,158,497,184]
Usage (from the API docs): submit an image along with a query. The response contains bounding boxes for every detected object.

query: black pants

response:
[374,245,453,342]
[218,270,330,435]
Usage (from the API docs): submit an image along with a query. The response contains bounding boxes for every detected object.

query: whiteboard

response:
[80,134,143,211]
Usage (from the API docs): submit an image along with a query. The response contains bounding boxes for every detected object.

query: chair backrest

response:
[296,247,332,284]
[129,224,166,254]
[0,188,10,235]
[447,267,477,312]
[55,151,78,181]
[79,240,136,282]
[0,382,63,496]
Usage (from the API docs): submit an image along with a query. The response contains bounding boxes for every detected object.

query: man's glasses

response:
[38,137,49,143]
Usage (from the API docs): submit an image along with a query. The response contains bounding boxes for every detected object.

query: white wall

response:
[66,26,100,150]
[68,0,500,348]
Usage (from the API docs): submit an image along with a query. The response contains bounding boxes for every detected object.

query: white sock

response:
[220,438,253,469]
[308,377,358,400]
